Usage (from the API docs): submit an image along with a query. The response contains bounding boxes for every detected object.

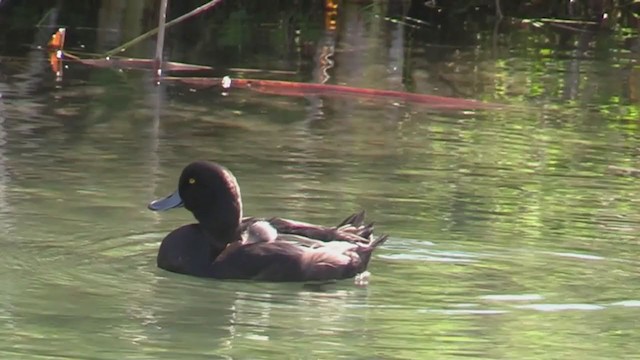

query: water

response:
[1,1,640,359]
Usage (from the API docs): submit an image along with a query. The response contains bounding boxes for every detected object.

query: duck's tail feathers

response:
[336,210,366,228]
[358,222,375,240]
[368,234,388,249]
[335,211,377,241]
[354,234,389,270]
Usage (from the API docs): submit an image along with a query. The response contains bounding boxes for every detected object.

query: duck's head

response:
[149,161,243,240]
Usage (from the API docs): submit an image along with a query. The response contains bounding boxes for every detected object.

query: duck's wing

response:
[209,241,308,281]
[255,211,374,244]
[209,234,389,282]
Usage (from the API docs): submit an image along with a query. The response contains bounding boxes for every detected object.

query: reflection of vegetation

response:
[408,0,640,22]
[218,9,249,47]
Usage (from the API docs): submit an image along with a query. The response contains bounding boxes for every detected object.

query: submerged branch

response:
[61,52,213,72]
[167,76,503,110]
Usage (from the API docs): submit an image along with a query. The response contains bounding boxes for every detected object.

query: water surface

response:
[1,1,639,359]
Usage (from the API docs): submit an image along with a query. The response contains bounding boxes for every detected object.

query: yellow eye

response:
[188,178,196,184]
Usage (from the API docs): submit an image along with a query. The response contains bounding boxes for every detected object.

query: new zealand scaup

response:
[148,161,388,282]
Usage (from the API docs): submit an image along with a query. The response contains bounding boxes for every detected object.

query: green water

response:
[1,1,639,359]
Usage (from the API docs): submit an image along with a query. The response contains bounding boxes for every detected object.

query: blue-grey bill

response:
[148,190,184,211]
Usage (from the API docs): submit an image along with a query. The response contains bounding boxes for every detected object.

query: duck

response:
[148,160,388,282]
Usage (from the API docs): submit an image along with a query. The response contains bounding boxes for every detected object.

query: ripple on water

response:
[549,252,605,261]
[609,300,640,307]
[419,308,509,315]
[480,294,545,302]
[379,237,478,263]
[517,303,605,312]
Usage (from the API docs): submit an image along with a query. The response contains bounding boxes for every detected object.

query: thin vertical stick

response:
[155,0,169,78]
[495,0,503,20]
[104,0,223,57]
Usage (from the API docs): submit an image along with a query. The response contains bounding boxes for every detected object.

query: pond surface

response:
[1,1,640,359]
